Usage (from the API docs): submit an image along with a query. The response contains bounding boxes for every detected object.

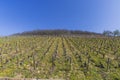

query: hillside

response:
[0,36,119,80]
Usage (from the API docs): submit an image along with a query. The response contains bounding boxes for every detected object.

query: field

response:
[0,36,120,80]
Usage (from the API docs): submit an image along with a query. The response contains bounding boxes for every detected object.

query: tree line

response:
[103,30,120,36]
[13,29,120,37]
[13,30,101,36]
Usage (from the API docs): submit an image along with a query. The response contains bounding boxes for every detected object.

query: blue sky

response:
[0,0,120,35]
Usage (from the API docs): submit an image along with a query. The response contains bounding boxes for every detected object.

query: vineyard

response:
[0,36,120,80]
